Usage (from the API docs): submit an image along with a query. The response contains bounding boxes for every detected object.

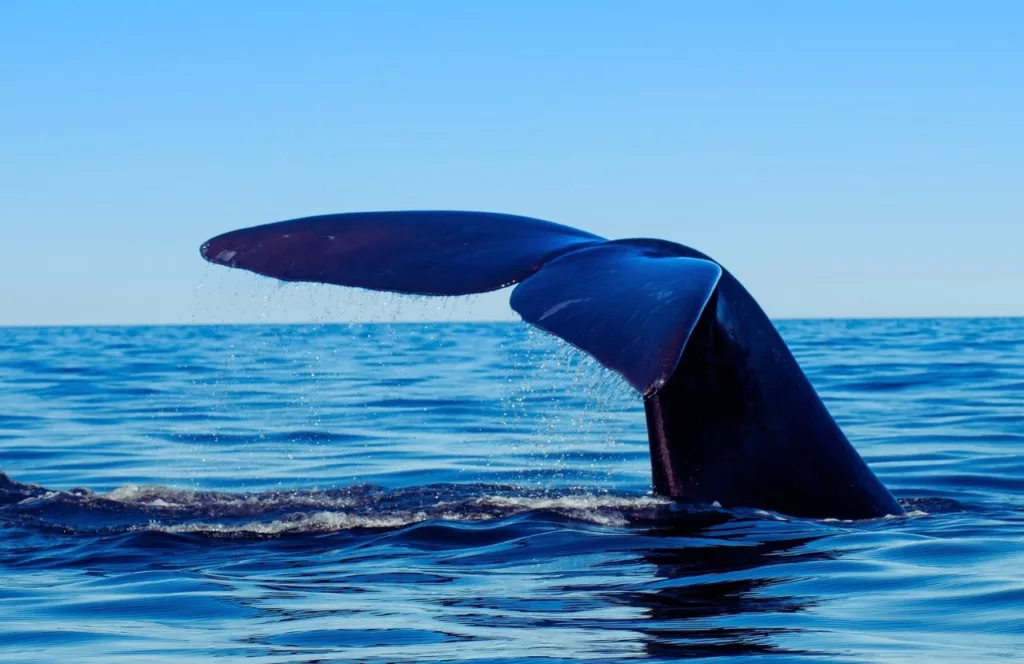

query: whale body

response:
[201,211,903,519]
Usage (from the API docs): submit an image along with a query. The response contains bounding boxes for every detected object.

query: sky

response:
[1,1,1021,326]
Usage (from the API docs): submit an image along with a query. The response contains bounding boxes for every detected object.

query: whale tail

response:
[201,211,722,395]
[202,210,904,518]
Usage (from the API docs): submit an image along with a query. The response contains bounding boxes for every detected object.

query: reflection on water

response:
[0,474,939,661]
[635,532,826,658]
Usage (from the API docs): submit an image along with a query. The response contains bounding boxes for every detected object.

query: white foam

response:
[103,484,358,510]
[472,494,669,511]
[753,508,790,522]
[466,493,668,527]
[884,509,929,519]
[148,510,431,535]
[17,490,62,505]
[26,482,681,533]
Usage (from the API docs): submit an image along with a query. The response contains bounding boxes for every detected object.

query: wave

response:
[1,471,688,536]
[0,471,951,540]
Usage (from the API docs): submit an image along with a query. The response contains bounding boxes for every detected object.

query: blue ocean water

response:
[0,319,1021,662]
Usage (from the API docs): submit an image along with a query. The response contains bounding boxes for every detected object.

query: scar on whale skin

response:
[200,210,904,520]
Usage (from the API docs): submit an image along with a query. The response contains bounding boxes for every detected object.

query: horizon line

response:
[1,314,1022,330]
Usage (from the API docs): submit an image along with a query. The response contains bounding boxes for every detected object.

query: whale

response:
[200,210,904,519]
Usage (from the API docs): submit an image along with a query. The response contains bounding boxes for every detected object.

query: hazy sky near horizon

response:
[1,1,1021,326]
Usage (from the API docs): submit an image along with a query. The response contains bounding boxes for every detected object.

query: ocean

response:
[0,319,1021,662]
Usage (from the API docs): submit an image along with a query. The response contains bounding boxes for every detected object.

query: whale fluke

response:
[510,240,721,394]
[200,210,904,520]
[200,210,602,296]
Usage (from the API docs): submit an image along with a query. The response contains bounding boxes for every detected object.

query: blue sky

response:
[1,1,1021,325]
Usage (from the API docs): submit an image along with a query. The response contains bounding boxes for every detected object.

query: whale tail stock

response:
[201,210,904,519]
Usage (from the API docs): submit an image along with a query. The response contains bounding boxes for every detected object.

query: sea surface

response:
[0,319,1021,662]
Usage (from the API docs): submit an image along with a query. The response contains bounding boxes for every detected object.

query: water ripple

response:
[0,320,1022,662]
